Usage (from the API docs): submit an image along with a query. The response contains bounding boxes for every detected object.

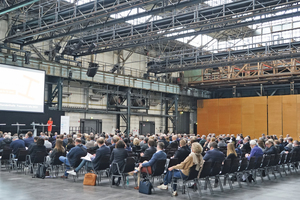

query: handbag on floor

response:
[139,179,152,195]
[83,173,97,186]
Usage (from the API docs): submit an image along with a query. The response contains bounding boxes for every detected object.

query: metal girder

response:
[148,41,300,73]
[6,0,196,44]
[59,0,297,56]
[0,0,39,15]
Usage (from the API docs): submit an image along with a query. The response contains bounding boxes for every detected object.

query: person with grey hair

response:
[199,135,206,147]
[44,136,52,149]
[264,139,277,155]
[0,134,12,150]
[245,140,263,162]
[10,135,25,156]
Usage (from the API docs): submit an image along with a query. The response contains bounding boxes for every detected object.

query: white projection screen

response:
[0,64,45,113]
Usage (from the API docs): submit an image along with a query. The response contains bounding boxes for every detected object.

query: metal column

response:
[173,95,178,134]
[164,99,168,134]
[57,78,63,111]
[126,89,131,137]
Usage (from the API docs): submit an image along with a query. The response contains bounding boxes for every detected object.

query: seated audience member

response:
[173,139,190,163]
[68,137,110,175]
[284,137,293,151]
[226,143,237,162]
[110,140,128,186]
[66,138,75,151]
[109,136,119,153]
[203,142,225,163]
[289,140,300,155]
[132,138,141,152]
[240,137,251,154]
[141,138,149,152]
[257,139,265,150]
[44,137,52,149]
[140,139,156,159]
[28,136,39,152]
[24,132,34,147]
[167,135,179,149]
[264,140,277,155]
[59,139,87,178]
[10,135,25,156]
[0,135,12,150]
[135,142,167,189]
[123,138,132,152]
[47,139,65,166]
[199,135,206,147]
[218,137,227,148]
[246,140,263,162]
[85,136,96,149]
[274,140,283,153]
[28,138,47,162]
[157,143,204,196]
[159,135,169,149]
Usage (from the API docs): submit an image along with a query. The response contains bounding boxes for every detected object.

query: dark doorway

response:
[139,121,155,136]
[176,112,190,134]
[194,123,197,135]
[80,119,102,134]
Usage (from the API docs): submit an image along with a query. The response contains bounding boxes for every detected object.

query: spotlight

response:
[88,43,96,53]
[68,70,73,79]
[25,51,31,64]
[12,52,17,62]
[87,62,99,77]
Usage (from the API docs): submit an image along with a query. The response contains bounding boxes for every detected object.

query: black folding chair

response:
[226,158,240,188]
[199,162,213,194]
[26,151,46,177]
[0,148,13,171]
[15,148,28,172]
[219,159,232,190]
[139,156,149,163]
[209,161,224,193]
[144,159,167,192]
[236,157,248,188]
[171,165,201,200]
[168,158,179,168]
[244,156,256,185]
[289,153,298,173]
[253,156,263,181]
[92,155,110,185]
[278,153,287,176]
[110,157,136,188]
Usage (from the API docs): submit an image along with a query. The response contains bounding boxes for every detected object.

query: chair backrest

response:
[229,158,240,173]
[139,156,149,163]
[279,153,286,165]
[254,156,263,169]
[238,157,248,172]
[199,162,212,178]
[246,156,256,170]
[1,148,12,160]
[261,155,270,168]
[271,154,280,166]
[210,161,223,176]
[152,159,167,176]
[219,159,231,175]
[17,149,28,162]
[168,158,179,168]
[32,151,46,164]
[267,154,275,167]
[122,157,136,173]
[291,153,298,163]
[185,165,199,181]
[284,153,291,164]
[96,155,111,170]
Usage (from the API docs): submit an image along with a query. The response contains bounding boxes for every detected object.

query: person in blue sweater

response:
[246,140,264,162]
[59,138,87,178]
[10,135,25,156]
[24,132,34,147]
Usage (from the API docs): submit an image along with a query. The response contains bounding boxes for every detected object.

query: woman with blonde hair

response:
[132,138,141,152]
[227,143,237,161]
[157,142,204,196]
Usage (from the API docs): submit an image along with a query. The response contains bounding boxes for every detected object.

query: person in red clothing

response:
[47,117,53,133]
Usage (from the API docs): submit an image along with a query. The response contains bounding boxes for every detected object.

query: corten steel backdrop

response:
[197,95,300,139]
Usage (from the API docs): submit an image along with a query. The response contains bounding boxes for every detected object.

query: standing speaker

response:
[87,62,99,77]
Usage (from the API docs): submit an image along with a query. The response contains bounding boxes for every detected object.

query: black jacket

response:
[67,144,87,167]
[264,145,277,155]
[143,146,157,159]
[0,138,12,149]
[29,145,47,162]
[110,148,128,174]
[92,145,111,170]
[49,148,66,164]
[167,141,179,149]
[290,146,300,155]
[174,145,190,163]
[241,142,251,154]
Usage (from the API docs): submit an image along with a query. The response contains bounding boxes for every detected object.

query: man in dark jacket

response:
[241,137,251,154]
[141,138,149,152]
[59,138,87,178]
[173,139,190,163]
[199,135,206,147]
[0,135,12,150]
[141,139,156,159]
[67,137,110,175]
[159,135,169,149]
[10,136,25,156]
[167,135,179,149]
[264,140,278,155]
[290,140,300,155]
[24,132,34,147]
[203,142,225,163]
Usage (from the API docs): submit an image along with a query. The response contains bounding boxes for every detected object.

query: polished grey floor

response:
[0,168,300,200]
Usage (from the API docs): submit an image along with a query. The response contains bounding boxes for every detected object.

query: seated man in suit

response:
[109,136,119,153]
[59,138,87,178]
[173,139,190,163]
[67,137,110,175]
[288,140,300,155]
[167,135,179,149]
[203,142,225,163]
[264,139,278,155]
[135,142,167,190]
[140,139,156,159]
[240,137,251,154]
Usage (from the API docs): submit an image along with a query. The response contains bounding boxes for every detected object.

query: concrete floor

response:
[0,168,300,200]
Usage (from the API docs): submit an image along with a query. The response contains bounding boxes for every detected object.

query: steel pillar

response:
[126,89,131,137]
[57,78,63,111]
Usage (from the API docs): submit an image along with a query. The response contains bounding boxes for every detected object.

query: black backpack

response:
[35,164,47,179]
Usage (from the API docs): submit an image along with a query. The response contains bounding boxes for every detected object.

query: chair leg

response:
[237,173,242,188]
[206,177,213,195]
[185,183,191,200]
[217,176,224,192]
[196,180,202,197]
[265,168,271,180]
[223,175,227,186]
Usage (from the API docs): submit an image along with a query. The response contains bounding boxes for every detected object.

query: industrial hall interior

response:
[1,0,300,199]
